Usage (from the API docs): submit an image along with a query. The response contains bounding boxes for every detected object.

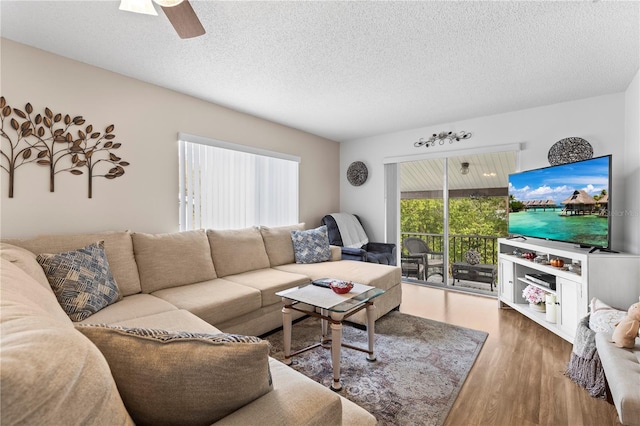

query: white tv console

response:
[498,238,640,343]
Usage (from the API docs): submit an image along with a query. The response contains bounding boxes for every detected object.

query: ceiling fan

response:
[119,0,205,39]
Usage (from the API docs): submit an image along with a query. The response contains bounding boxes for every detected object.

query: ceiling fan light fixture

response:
[118,0,204,39]
[153,0,184,7]
[119,0,158,16]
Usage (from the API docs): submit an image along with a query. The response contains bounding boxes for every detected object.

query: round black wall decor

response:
[548,137,593,165]
[347,161,368,186]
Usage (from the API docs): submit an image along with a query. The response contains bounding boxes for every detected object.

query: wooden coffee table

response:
[276,282,384,391]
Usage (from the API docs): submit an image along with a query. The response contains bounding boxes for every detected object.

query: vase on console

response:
[523,284,547,312]
[529,302,546,312]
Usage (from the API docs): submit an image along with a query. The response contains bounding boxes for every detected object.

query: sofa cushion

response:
[76,293,178,325]
[76,324,273,425]
[36,242,121,322]
[223,268,310,306]
[132,230,217,293]
[260,223,305,267]
[152,278,262,326]
[0,243,51,290]
[3,231,142,297]
[214,359,344,426]
[113,309,222,334]
[207,227,271,277]
[0,260,133,426]
[291,226,331,264]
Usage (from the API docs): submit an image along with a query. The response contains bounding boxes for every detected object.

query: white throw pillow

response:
[588,298,627,333]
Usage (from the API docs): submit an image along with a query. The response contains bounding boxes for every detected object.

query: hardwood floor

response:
[398,282,620,426]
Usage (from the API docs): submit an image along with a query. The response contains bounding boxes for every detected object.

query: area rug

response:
[263,311,488,426]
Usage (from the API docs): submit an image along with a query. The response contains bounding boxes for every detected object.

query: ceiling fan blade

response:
[161,0,205,39]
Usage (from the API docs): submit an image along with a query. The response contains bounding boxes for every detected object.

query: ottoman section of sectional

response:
[274,259,401,293]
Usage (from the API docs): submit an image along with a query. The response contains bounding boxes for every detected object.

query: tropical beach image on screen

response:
[508,155,611,248]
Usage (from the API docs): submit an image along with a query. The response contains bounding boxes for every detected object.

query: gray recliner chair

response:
[321,214,396,265]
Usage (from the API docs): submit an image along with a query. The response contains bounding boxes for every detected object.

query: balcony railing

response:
[400,232,500,266]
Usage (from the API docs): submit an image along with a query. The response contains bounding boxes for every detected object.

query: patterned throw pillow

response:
[465,249,481,265]
[36,241,120,321]
[75,324,273,425]
[291,225,331,264]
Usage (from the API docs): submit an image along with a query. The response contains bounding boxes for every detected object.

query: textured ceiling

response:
[1,1,639,142]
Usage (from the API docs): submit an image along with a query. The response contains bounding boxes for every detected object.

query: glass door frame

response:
[384,143,522,279]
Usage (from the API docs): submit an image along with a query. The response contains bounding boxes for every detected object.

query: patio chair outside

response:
[402,237,445,282]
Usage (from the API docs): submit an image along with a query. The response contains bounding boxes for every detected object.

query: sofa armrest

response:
[595,332,640,426]
[329,245,342,261]
[365,242,397,266]
[339,247,367,262]
[214,359,343,426]
[365,242,395,255]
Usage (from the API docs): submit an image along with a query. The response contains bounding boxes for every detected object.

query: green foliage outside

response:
[400,197,509,264]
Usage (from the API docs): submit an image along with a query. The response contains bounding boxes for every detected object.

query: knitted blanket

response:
[329,213,369,248]
[565,314,608,399]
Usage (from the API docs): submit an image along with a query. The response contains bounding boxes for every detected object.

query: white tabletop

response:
[277,283,374,310]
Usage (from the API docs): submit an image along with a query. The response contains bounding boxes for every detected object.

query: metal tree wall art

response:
[11,103,85,194]
[69,123,129,198]
[0,100,43,198]
[0,97,129,198]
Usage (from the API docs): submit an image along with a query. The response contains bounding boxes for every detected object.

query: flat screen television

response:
[508,155,612,249]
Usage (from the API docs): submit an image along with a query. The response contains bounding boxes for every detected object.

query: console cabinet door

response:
[557,277,581,339]
[499,258,514,303]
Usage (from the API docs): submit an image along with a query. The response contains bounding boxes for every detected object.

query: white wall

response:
[624,68,640,254]
[341,93,633,252]
[0,39,341,238]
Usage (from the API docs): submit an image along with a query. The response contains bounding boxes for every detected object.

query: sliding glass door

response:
[399,150,516,295]
[400,158,447,283]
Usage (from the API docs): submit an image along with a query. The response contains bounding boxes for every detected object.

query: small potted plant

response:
[523,284,546,312]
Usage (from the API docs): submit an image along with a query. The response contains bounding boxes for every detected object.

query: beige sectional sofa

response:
[1,225,402,425]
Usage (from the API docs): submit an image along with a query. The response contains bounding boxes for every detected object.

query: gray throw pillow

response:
[36,241,120,321]
[76,324,273,425]
[291,225,331,264]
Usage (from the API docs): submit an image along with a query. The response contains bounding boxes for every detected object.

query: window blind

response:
[178,136,299,231]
